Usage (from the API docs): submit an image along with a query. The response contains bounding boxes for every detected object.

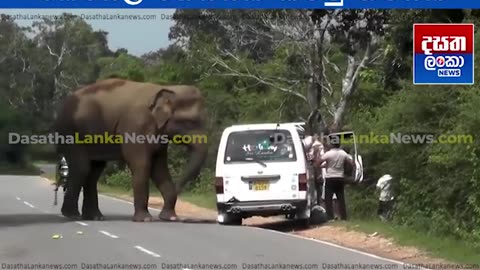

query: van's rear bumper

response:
[217,200,307,217]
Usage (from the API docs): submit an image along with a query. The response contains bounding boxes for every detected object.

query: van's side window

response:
[224,129,297,164]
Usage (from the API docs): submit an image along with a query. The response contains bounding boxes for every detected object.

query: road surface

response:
[0,175,405,270]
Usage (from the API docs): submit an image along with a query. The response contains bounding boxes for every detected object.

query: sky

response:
[1,9,176,56]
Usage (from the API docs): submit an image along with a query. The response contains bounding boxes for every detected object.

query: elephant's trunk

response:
[176,138,208,194]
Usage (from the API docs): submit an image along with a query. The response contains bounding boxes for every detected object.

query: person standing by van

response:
[376,174,394,221]
[314,136,353,221]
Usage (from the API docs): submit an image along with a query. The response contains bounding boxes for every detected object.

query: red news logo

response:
[413,23,474,85]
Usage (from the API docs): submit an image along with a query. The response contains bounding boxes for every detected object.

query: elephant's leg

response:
[124,147,153,222]
[82,160,106,221]
[61,149,90,220]
[151,152,178,221]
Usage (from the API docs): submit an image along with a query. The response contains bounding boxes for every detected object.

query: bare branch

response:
[212,54,308,103]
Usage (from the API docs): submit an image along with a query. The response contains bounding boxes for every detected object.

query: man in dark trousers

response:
[314,135,354,220]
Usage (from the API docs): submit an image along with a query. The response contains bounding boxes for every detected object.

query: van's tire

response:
[286,213,296,220]
[219,214,243,226]
[297,218,310,228]
[309,205,328,225]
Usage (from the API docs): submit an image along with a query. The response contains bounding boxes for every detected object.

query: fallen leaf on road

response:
[51,234,63,239]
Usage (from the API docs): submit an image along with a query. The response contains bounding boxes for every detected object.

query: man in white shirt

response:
[376,174,394,221]
[314,136,353,220]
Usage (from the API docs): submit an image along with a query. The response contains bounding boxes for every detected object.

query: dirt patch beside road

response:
[125,195,452,266]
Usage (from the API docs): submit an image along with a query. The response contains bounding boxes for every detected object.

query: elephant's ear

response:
[149,89,176,130]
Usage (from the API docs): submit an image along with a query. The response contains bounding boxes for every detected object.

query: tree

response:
[170,9,388,133]
[30,13,112,128]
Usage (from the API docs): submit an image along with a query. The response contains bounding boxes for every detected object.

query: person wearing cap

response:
[314,135,353,220]
[376,174,394,221]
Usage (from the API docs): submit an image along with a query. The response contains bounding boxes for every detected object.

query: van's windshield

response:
[224,129,297,164]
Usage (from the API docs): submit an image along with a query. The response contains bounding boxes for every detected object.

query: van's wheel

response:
[219,214,243,226]
[286,213,296,220]
[309,205,328,225]
[297,218,310,228]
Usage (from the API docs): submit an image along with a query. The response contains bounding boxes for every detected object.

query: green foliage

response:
[104,168,132,191]
[350,83,480,248]
[0,101,32,165]
[188,167,215,195]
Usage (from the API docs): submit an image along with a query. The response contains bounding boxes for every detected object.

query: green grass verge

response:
[337,219,480,264]
[0,163,42,175]
[34,160,55,165]
[180,192,216,209]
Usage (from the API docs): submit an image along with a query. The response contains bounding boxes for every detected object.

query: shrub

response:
[349,87,480,246]
[188,167,215,194]
[105,168,132,191]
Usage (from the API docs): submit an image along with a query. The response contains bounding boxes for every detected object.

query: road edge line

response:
[249,227,432,270]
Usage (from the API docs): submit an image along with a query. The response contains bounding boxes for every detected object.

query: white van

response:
[214,123,319,225]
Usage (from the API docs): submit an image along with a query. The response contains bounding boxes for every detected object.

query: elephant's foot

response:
[82,210,105,221]
[61,208,82,220]
[132,211,153,222]
[159,209,178,222]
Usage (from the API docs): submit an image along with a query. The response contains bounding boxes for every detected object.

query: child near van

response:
[376,174,394,221]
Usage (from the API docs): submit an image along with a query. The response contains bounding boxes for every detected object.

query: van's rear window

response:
[224,129,297,163]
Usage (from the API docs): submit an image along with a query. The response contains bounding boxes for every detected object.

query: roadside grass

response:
[0,163,42,175]
[336,219,480,265]
[34,160,55,165]
[180,192,216,209]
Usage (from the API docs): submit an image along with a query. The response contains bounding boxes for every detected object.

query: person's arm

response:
[314,151,328,168]
[346,154,355,168]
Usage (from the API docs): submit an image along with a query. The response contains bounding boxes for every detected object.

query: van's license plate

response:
[253,181,269,191]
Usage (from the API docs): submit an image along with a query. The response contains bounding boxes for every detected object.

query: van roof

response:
[224,123,303,132]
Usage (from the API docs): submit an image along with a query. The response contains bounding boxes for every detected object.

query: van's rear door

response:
[222,162,302,202]
[221,129,304,202]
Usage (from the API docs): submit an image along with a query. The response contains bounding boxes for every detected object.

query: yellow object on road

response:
[51,234,63,239]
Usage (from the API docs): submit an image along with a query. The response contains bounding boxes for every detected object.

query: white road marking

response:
[251,227,432,270]
[134,246,161,258]
[75,221,89,226]
[98,180,425,268]
[23,201,35,208]
[99,230,119,239]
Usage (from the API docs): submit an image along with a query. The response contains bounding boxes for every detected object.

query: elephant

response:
[53,78,208,222]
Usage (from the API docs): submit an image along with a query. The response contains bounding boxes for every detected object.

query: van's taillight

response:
[215,177,224,194]
[298,173,307,191]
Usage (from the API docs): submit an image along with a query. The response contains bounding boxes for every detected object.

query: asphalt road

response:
[0,175,406,270]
